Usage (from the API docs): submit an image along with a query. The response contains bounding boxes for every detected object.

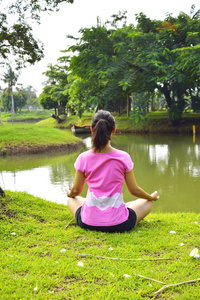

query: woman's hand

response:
[66,171,86,198]
[150,191,159,201]
[67,188,72,197]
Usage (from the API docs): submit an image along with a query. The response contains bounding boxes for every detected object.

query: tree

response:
[8,0,74,21]
[40,63,69,115]
[1,91,27,112]
[2,66,18,124]
[66,15,131,114]
[0,0,74,68]
[133,10,200,123]
[43,8,200,122]
[22,85,39,109]
[173,44,200,112]
[39,88,59,115]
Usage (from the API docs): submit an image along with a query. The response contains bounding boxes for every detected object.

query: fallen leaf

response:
[190,248,199,258]
[77,261,84,267]
[60,248,66,252]
[123,274,131,278]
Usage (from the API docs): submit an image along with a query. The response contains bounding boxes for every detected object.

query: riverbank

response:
[38,111,200,134]
[1,111,199,155]
[0,123,82,156]
[0,190,199,299]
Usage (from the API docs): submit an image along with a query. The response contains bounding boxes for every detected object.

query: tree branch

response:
[154,278,200,296]
[133,273,166,284]
[75,253,173,261]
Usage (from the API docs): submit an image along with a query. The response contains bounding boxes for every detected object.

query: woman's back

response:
[75,149,133,198]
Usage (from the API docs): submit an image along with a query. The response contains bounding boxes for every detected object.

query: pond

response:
[0,134,199,213]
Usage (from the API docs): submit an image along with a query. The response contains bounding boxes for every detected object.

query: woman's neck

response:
[93,141,115,153]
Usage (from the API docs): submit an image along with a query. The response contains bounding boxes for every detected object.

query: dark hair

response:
[91,110,116,152]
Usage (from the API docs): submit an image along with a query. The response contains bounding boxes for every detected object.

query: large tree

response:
[132,10,200,121]
[63,8,200,122]
[66,13,132,114]
[0,0,74,68]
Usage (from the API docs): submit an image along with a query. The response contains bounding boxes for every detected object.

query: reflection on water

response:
[0,134,199,212]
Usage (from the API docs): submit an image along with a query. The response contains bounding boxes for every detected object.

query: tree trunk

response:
[151,94,154,111]
[159,83,172,108]
[11,88,15,125]
[51,114,63,123]
[127,94,130,117]
[118,98,121,116]
[132,94,135,111]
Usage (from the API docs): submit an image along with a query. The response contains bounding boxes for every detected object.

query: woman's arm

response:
[125,169,159,201]
[67,170,86,198]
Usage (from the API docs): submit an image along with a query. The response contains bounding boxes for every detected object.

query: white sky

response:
[1,0,200,95]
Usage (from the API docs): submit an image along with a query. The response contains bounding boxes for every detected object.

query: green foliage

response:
[0,14,44,69]
[167,106,183,125]
[38,7,200,123]
[40,64,69,115]
[1,91,27,112]
[131,109,146,124]
[21,86,39,109]
[0,0,74,68]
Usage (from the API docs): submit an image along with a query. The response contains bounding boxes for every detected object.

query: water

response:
[0,134,199,213]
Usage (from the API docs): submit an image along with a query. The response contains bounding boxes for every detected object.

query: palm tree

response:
[3,67,18,110]
[3,66,18,124]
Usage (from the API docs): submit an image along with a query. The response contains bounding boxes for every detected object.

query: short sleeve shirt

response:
[74,149,134,226]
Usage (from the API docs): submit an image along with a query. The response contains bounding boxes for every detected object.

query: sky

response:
[1,0,200,95]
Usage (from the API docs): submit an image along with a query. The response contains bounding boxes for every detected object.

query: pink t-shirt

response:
[74,149,134,226]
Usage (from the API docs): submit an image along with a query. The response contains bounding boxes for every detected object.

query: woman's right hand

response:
[67,188,72,197]
[150,191,159,201]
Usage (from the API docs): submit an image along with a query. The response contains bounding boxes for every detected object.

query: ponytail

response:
[91,110,116,152]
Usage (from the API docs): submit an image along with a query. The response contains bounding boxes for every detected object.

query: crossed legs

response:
[68,196,153,226]
[68,196,85,218]
[126,199,153,225]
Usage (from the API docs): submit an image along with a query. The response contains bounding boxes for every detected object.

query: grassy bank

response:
[0,123,82,155]
[0,110,51,122]
[0,191,199,299]
[2,110,200,133]
[38,111,200,134]
[1,110,199,155]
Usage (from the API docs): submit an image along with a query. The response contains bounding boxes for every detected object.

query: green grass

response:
[2,109,200,133]
[0,191,199,299]
[38,113,93,129]
[0,110,51,121]
[36,111,200,134]
[0,123,82,155]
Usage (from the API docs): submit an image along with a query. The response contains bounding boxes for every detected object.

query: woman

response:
[67,110,159,233]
